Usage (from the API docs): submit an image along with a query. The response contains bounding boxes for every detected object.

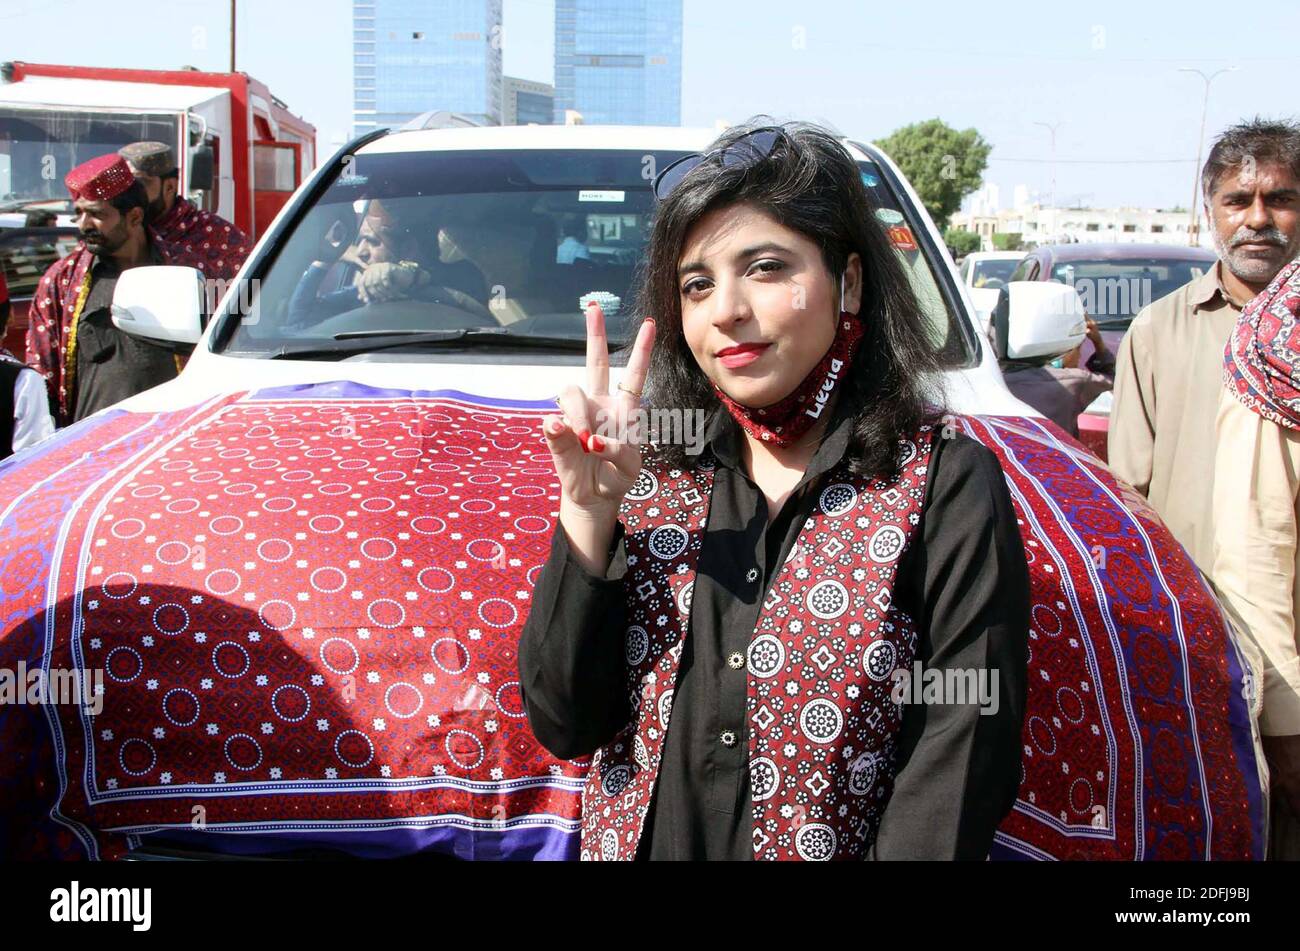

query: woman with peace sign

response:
[518,119,1030,861]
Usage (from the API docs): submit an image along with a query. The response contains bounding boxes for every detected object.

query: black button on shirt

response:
[518,396,1030,860]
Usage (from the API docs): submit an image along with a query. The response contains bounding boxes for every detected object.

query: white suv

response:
[0,125,1266,862]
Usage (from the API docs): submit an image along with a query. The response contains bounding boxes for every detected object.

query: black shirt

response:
[73,249,180,423]
[518,398,1030,860]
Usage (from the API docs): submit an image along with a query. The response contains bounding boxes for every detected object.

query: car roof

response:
[356,123,876,162]
[966,251,1025,260]
[1035,241,1216,262]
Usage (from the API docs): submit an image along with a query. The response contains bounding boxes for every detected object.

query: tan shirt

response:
[1108,264,1243,571]
[1212,391,1300,736]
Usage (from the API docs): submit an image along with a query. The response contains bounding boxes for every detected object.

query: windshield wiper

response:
[264,327,594,360]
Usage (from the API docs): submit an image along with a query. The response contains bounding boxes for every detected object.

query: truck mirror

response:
[111,266,205,346]
[190,147,215,192]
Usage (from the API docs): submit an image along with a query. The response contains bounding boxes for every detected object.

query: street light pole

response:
[1033,120,1062,234]
[1179,66,1237,246]
[230,0,237,73]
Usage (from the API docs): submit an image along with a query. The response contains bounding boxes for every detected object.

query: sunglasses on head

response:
[651,127,788,203]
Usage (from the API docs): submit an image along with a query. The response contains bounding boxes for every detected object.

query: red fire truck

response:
[0,61,317,353]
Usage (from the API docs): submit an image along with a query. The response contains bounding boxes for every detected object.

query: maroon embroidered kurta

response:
[151,197,252,284]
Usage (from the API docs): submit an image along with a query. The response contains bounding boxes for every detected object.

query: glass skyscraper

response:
[554,0,683,125]
[353,0,503,136]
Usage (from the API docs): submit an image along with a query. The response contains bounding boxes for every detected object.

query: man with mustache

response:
[25,154,213,425]
[118,141,252,284]
[1110,118,1300,573]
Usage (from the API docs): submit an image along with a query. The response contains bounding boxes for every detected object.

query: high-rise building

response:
[554,0,682,126]
[503,76,555,126]
[353,0,503,136]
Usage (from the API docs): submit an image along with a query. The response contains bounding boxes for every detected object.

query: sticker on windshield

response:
[580,291,621,315]
[860,171,880,187]
[875,209,905,224]
[579,190,625,203]
[886,225,918,251]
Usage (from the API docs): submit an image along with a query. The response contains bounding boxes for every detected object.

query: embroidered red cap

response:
[65,154,137,202]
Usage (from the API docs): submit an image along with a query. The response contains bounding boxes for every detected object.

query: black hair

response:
[635,116,946,480]
[107,179,150,219]
[1202,117,1300,201]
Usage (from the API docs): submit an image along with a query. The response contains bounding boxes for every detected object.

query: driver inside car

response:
[287,199,488,326]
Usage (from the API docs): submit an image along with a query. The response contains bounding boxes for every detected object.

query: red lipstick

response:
[716,342,770,368]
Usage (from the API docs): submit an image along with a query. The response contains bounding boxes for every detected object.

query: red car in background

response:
[1008,242,1217,459]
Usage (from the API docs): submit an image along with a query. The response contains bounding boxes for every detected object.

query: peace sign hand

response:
[543,303,655,522]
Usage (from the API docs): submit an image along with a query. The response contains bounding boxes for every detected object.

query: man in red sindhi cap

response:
[25,154,213,426]
[119,141,252,284]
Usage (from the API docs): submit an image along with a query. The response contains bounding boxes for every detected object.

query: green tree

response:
[874,119,992,231]
[944,228,981,256]
[991,232,1023,251]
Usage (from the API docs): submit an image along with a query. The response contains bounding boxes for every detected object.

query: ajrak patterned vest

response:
[579,425,937,861]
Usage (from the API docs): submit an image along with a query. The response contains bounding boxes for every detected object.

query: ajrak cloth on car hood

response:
[0,383,1266,860]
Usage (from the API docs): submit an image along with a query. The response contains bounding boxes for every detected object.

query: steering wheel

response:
[418,283,496,322]
[310,296,500,337]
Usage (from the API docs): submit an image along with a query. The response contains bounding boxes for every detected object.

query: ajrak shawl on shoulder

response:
[1225,257,1300,430]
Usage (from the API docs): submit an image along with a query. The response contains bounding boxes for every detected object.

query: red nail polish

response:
[590,436,605,453]
[577,428,591,445]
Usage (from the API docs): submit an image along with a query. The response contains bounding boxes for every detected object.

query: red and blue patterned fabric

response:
[581,426,935,861]
[150,198,253,285]
[0,383,1266,860]
[1226,258,1300,431]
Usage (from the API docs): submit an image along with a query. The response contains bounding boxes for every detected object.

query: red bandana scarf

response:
[710,311,865,447]
[1225,258,1300,430]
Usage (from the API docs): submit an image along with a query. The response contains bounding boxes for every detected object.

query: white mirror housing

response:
[111,266,205,346]
[998,281,1087,361]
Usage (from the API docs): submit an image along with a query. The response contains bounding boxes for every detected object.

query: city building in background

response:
[353,0,503,135]
[952,183,1209,251]
[503,76,554,125]
[554,0,682,126]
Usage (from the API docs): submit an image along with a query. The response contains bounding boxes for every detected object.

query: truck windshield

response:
[0,107,179,207]
[218,147,972,367]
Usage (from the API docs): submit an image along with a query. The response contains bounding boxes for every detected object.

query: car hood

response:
[0,381,1267,860]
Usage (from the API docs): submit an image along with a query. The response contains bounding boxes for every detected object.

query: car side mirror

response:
[111,266,205,346]
[991,281,1087,361]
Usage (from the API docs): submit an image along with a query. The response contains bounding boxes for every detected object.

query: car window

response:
[1009,257,1037,282]
[0,228,81,298]
[1,107,180,206]
[971,258,1019,288]
[856,161,971,367]
[216,147,972,368]
[1048,256,1212,325]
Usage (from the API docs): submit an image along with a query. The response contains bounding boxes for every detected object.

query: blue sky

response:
[2,0,1295,209]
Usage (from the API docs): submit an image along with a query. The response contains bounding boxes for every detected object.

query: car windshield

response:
[1048,256,1213,325]
[217,146,971,367]
[0,107,179,207]
[971,258,1019,288]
